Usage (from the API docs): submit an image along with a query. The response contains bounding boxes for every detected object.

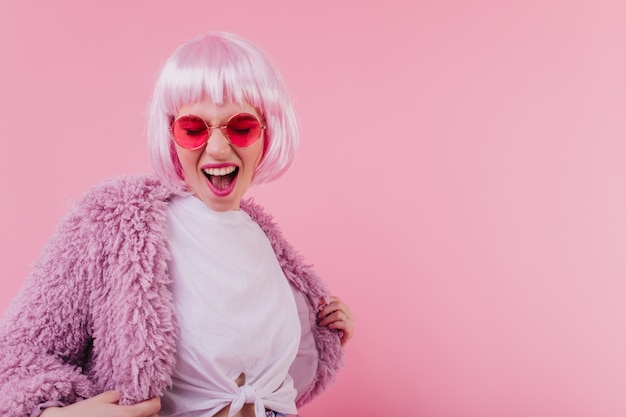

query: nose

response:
[204,127,231,159]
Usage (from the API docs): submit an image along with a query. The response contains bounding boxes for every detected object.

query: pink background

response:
[1,1,625,416]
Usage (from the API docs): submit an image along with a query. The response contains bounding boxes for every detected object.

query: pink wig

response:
[147,32,299,192]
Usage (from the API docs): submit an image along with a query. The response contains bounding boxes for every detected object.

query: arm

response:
[1,176,176,416]
[0,208,98,417]
[40,391,160,417]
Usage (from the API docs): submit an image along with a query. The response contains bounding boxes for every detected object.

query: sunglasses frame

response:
[170,112,266,150]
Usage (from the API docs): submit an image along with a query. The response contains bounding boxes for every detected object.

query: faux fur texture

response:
[0,175,343,417]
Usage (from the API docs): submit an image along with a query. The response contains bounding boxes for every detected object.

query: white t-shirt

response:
[160,195,301,417]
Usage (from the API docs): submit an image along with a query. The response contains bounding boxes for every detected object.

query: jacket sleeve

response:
[0,206,99,417]
[241,199,345,407]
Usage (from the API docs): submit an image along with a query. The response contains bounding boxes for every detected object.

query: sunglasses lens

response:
[226,113,263,147]
[172,115,208,149]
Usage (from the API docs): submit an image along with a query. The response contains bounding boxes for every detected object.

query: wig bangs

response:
[162,42,268,118]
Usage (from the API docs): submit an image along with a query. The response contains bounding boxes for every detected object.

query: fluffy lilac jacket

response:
[0,175,343,417]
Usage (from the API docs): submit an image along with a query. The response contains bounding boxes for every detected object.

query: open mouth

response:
[203,165,239,194]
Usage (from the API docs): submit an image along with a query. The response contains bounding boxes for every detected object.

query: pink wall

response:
[1,1,625,416]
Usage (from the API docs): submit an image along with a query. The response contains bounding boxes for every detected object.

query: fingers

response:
[126,396,161,417]
[318,297,349,319]
[318,296,353,324]
[318,296,354,347]
[317,308,350,327]
[96,391,161,416]
[113,396,161,417]
[97,390,122,403]
[57,391,161,417]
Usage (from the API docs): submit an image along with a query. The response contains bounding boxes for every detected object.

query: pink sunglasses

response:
[171,113,266,149]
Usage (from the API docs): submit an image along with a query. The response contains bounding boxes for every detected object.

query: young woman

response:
[0,32,353,417]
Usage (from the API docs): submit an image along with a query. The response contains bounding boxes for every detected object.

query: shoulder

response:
[240,198,295,262]
[240,197,277,232]
[77,174,172,211]
[52,175,174,247]
[67,175,172,223]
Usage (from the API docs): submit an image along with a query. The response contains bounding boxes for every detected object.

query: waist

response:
[213,403,253,417]
[213,404,285,417]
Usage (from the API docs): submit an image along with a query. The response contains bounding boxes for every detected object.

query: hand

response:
[318,296,354,347]
[40,390,161,417]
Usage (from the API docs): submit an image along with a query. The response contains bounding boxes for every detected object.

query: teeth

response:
[203,166,236,176]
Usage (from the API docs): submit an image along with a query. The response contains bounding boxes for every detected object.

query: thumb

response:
[318,297,330,307]
[97,390,122,404]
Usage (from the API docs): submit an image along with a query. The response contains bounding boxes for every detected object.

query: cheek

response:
[174,147,200,179]
[245,148,264,181]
